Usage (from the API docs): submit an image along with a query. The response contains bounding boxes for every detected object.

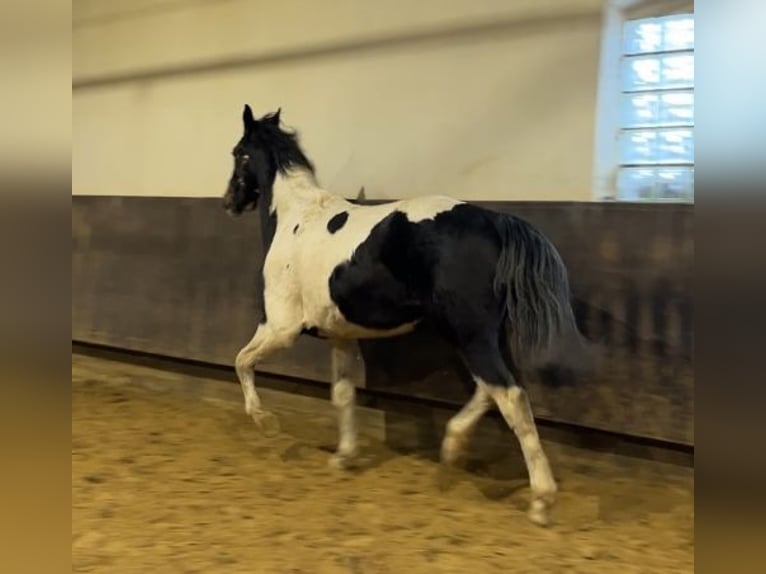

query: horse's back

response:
[392,195,464,222]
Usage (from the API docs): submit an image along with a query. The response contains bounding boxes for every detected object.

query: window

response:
[617,14,694,201]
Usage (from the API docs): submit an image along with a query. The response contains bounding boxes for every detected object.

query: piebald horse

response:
[223,105,590,526]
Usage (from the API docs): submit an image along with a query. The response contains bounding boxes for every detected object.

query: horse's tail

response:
[492,214,596,376]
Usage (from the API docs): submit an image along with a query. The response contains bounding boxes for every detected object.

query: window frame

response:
[592,2,695,203]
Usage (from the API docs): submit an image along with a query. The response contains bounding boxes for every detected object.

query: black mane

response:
[254,113,315,176]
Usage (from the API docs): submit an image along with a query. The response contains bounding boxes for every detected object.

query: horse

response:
[222,105,592,526]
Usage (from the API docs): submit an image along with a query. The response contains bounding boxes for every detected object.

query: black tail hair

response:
[492,214,596,375]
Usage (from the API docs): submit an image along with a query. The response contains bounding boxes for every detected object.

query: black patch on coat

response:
[327,211,349,234]
[329,205,500,334]
[223,106,314,218]
[328,203,587,386]
[293,224,300,234]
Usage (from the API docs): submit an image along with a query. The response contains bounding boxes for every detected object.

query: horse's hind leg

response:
[329,339,361,469]
[235,323,299,436]
[490,382,557,526]
[441,385,493,466]
[459,339,557,526]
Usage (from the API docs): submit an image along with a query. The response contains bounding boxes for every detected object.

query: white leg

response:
[441,385,493,465]
[484,382,557,526]
[235,323,298,435]
[329,339,360,469]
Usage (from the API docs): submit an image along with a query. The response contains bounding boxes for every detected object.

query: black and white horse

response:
[223,105,591,526]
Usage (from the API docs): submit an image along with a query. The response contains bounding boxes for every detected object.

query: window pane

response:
[660,53,694,89]
[618,15,694,202]
[659,91,694,126]
[621,93,659,128]
[621,91,693,129]
[619,129,693,165]
[617,168,656,200]
[624,19,662,54]
[655,167,693,200]
[622,56,661,91]
[619,130,657,164]
[656,129,694,163]
[624,15,694,54]
[617,167,693,201]
[662,15,694,51]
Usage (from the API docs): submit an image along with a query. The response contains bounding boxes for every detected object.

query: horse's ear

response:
[243,104,255,130]
[265,108,281,126]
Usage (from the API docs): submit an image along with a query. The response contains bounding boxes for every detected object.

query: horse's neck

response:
[271,167,332,217]
[258,167,331,254]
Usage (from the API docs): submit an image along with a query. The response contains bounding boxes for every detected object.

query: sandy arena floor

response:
[72,353,694,573]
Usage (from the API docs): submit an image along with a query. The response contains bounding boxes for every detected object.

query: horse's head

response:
[222,104,282,216]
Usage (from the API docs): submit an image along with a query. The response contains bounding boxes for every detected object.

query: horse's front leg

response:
[235,322,299,436]
[329,339,362,469]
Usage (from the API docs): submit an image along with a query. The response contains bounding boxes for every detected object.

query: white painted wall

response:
[73,0,604,200]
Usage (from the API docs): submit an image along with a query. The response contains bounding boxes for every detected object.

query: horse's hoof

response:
[528,499,552,527]
[251,410,281,437]
[328,452,358,471]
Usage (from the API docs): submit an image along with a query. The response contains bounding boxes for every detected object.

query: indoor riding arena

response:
[73,1,694,572]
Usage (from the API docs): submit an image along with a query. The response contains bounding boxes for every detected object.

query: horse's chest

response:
[258,231,342,322]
